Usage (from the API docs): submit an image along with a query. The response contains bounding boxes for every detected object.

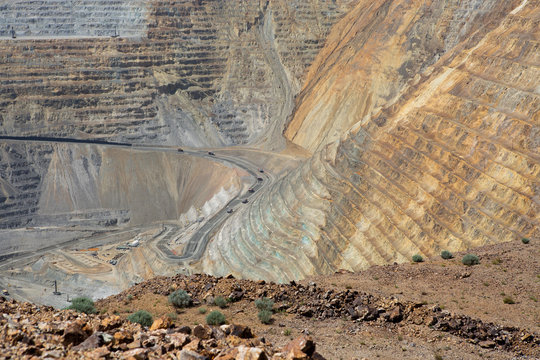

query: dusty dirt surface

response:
[309,239,540,334]
[96,239,539,359]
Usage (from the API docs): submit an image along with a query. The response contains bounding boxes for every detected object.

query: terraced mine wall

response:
[0,140,242,256]
[0,0,148,38]
[285,0,527,153]
[0,0,357,262]
[0,0,355,148]
[201,0,540,282]
[0,142,53,229]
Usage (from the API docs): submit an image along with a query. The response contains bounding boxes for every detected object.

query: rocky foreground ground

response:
[1,295,325,359]
[1,240,539,359]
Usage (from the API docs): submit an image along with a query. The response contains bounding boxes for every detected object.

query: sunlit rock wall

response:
[0,0,355,147]
[201,0,539,282]
[285,0,524,153]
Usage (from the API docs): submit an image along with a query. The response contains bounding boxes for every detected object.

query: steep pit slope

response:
[0,143,52,229]
[0,0,355,147]
[200,0,540,282]
[0,141,242,256]
[285,0,524,153]
[0,0,148,38]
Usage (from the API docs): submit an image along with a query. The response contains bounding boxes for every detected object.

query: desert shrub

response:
[167,312,178,320]
[254,297,274,312]
[503,296,515,304]
[168,289,192,308]
[206,310,226,325]
[258,309,272,324]
[462,254,480,266]
[127,310,153,327]
[521,237,530,244]
[67,296,96,314]
[124,294,133,305]
[284,329,292,336]
[198,307,207,314]
[214,296,228,309]
[440,250,453,260]
[412,254,424,263]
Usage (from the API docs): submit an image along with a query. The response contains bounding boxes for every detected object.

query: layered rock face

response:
[285,0,527,153]
[0,0,148,38]
[0,141,240,248]
[201,0,540,282]
[0,0,355,147]
[0,0,357,262]
[0,143,52,229]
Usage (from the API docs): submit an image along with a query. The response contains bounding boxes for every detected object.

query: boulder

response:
[99,315,122,331]
[179,349,208,360]
[282,335,315,358]
[386,306,402,323]
[183,339,201,352]
[72,332,104,351]
[167,332,191,349]
[177,325,192,335]
[86,346,110,359]
[297,306,313,317]
[216,345,267,360]
[229,325,254,339]
[122,348,148,360]
[149,316,172,331]
[229,290,244,302]
[62,321,89,346]
[113,330,133,345]
[193,324,213,340]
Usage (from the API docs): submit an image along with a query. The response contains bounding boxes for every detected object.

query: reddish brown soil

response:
[96,239,539,359]
[309,239,539,334]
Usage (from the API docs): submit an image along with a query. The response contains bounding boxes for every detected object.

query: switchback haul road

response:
[0,136,273,266]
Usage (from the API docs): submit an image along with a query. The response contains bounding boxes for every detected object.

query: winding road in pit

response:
[0,136,273,268]
[146,146,273,266]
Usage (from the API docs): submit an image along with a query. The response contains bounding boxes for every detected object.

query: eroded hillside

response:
[200,0,540,282]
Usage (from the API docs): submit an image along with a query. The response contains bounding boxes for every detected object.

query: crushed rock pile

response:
[0,295,323,359]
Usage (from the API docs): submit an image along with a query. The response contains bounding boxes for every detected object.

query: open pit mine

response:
[0,0,538,309]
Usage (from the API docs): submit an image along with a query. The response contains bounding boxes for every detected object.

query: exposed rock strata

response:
[0,0,355,147]
[285,0,525,152]
[0,0,355,252]
[0,143,52,229]
[0,0,148,38]
[0,141,241,255]
[202,0,540,282]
